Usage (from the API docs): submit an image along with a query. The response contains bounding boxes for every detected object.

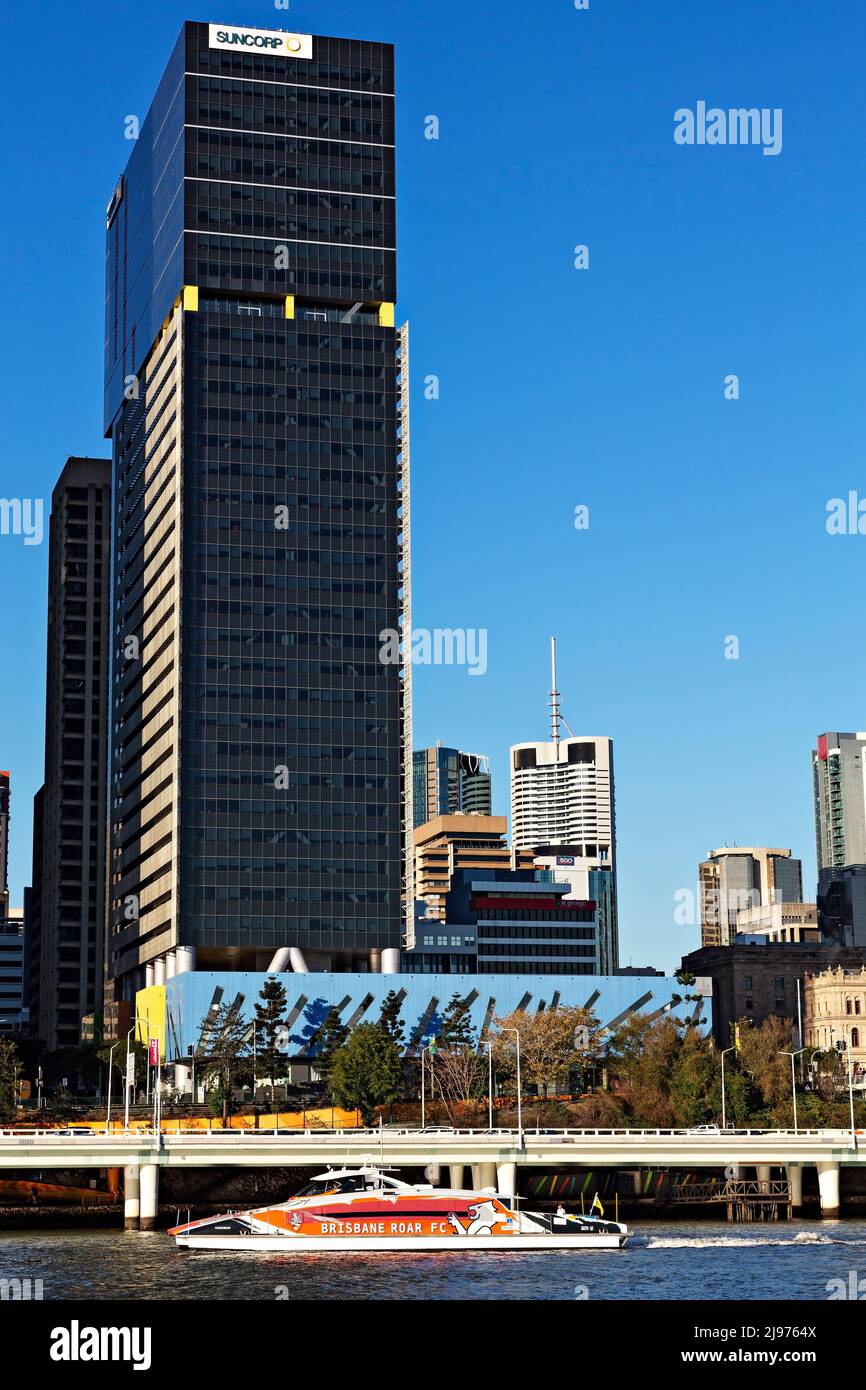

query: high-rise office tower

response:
[412,746,492,829]
[510,641,618,967]
[28,458,111,1047]
[812,732,866,870]
[103,23,408,1001]
[0,771,9,921]
[698,846,803,948]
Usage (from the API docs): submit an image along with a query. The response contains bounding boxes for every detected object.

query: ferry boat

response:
[169,1165,629,1251]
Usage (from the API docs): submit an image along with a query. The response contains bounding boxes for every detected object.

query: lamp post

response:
[483,1040,494,1130]
[420,1041,435,1129]
[720,1046,736,1130]
[106,1043,119,1133]
[780,1048,807,1134]
[123,1024,137,1133]
[501,1027,523,1149]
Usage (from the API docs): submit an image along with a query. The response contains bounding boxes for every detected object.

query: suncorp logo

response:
[208,24,312,59]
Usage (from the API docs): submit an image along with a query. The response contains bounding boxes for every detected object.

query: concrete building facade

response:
[813,732,866,871]
[699,846,803,947]
[803,965,866,1067]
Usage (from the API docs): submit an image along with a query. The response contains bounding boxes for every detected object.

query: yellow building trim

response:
[135,985,166,1060]
[378,302,395,328]
[285,294,295,319]
[183,285,199,312]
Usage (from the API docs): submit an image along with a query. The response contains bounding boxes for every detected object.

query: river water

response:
[3,1220,866,1300]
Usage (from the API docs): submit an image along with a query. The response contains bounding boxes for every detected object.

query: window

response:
[744,976,753,991]
[852,1028,860,1048]
[846,999,853,1015]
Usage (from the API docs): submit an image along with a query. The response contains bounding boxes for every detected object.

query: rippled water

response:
[4,1221,866,1300]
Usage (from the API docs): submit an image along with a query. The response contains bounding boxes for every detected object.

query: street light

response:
[780,1048,807,1134]
[500,1026,523,1149]
[483,1040,494,1130]
[105,1042,119,1133]
[720,1046,736,1130]
[420,1041,435,1128]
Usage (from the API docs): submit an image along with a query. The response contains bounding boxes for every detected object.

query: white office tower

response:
[509,641,618,971]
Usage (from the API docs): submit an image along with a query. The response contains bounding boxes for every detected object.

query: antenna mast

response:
[549,637,560,747]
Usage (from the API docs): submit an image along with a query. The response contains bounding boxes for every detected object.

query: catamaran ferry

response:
[169,1165,629,1252]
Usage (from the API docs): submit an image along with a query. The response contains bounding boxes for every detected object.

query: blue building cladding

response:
[159,971,710,1061]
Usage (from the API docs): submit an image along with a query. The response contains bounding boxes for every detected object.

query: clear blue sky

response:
[2,0,865,970]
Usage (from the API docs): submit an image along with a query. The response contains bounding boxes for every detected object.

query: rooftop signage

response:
[208,24,313,59]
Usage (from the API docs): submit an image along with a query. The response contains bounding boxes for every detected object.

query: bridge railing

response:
[0,1126,858,1142]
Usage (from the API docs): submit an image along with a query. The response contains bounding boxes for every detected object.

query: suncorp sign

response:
[208,24,313,59]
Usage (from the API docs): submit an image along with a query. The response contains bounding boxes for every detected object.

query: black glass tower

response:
[104,22,407,999]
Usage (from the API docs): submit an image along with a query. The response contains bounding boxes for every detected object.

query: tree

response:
[0,1038,19,1121]
[437,993,476,1050]
[314,1008,349,1087]
[492,1005,597,1099]
[431,1045,485,1119]
[378,990,406,1050]
[327,1024,403,1124]
[735,1016,796,1110]
[195,1001,251,1125]
[254,976,288,1105]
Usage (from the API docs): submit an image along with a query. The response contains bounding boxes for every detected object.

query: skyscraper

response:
[0,771,9,922]
[812,732,866,871]
[28,458,111,1047]
[698,846,803,948]
[412,746,492,828]
[509,641,618,969]
[103,23,408,1001]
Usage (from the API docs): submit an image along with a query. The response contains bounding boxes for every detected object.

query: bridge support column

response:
[424,1164,441,1186]
[449,1164,466,1190]
[817,1162,840,1218]
[787,1164,803,1212]
[139,1163,159,1231]
[123,1165,140,1231]
[497,1162,517,1198]
[757,1165,771,1193]
[479,1163,497,1190]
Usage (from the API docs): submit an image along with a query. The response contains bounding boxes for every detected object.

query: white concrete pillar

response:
[139,1163,159,1231]
[497,1162,517,1198]
[145,963,155,988]
[174,1063,191,1093]
[153,957,166,986]
[164,951,177,980]
[124,1165,140,1231]
[267,947,292,972]
[175,946,196,975]
[757,1164,771,1193]
[480,1163,497,1190]
[628,1169,642,1196]
[787,1164,803,1211]
[381,948,401,974]
[424,1164,441,1186]
[449,1164,466,1190]
[817,1162,840,1218]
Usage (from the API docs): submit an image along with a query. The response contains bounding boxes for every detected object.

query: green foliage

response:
[378,990,406,1049]
[254,976,289,1094]
[327,1023,403,1124]
[437,993,477,1050]
[314,1008,349,1085]
[195,1001,251,1124]
[0,1038,18,1120]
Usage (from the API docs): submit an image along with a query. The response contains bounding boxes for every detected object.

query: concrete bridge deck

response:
[0,1127,859,1226]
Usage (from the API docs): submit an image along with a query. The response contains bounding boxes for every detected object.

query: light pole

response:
[720,1046,736,1130]
[501,1027,523,1149]
[106,1043,119,1132]
[123,1024,137,1133]
[420,1041,434,1128]
[780,1048,807,1134]
[483,1040,494,1130]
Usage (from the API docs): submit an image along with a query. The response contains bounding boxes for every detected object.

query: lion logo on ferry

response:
[289,1212,303,1230]
[447,1201,505,1237]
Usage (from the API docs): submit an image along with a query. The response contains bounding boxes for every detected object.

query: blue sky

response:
[1,0,864,970]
